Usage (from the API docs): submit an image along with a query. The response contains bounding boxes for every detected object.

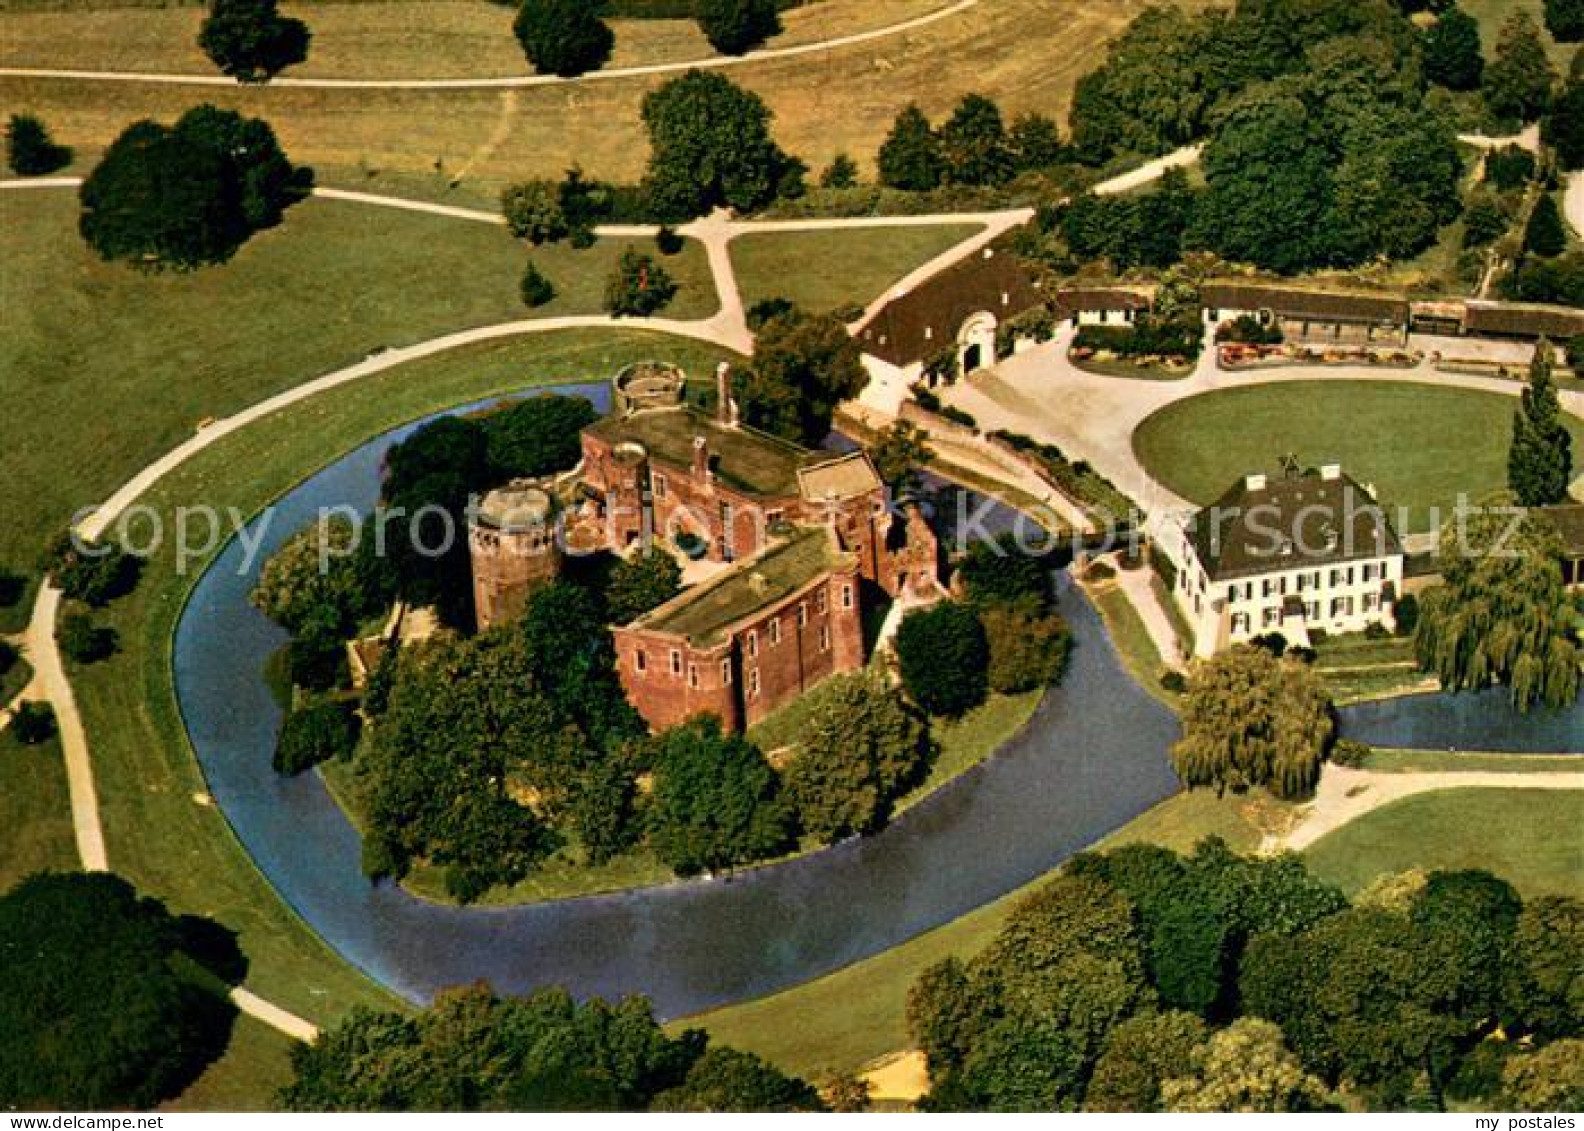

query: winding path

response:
[0,0,978,90]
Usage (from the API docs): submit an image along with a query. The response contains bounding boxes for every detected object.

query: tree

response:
[981,596,1072,695]
[894,602,990,717]
[1524,194,1568,257]
[8,701,56,745]
[484,392,599,480]
[56,602,117,663]
[818,153,859,189]
[1461,189,1512,246]
[1085,1011,1208,1112]
[251,514,389,641]
[1509,343,1575,505]
[877,105,944,192]
[1160,1019,1328,1112]
[645,717,792,875]
[43,531,141,607]
[513,0,614,78]
[783,671,933,843]
[605,247,678,316]
[696,0,781,56]
[1502,1039,1584,1110]
[1545,0,1584,41]
[605,545,682,623]
[501,180,568,244]
[653,1048,825,1112]
[1423,6,1484,91]
[1485,11,1557,123]
[1502,894,1584,1040]
[939,94,1014,187]
[1170,646,1334,801]
[79,106,311,272]
[1417,510,1580,710]
[734,308,866,446]
[0,873,239,1109]
[1010,112,1065,172]
[956,531,1055,611]
[640,70,794,219]
[1544,74,1584,169]
[5,113,71,176]
[520,259,556,307]
[274,702,359,776]
[868,419,930,490]
[198,0,309,82]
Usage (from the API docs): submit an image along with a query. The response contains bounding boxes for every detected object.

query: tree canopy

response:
[1547,0,1584,41]
[79,105,311,271]
[895,601,991,717]
[640,70,797,220]
[198,0,309,82]
[0,873,241,1110]
[1423,5,1484,91]
[1485,11,1557,123]
[1170,646,1335,800]
[1510,341,1575,505]
[5,113,71,176]
[877,105,945,192]
[696,0,781,56]
[734,307,867,446]
[513,0,614,77]
[605,545,683,623]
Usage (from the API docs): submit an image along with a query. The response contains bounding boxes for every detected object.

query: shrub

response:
[519,259,556,308]
[1160,669,1188,693]
[1215,314,1283,346]
[981,599,1072,694]
[937,405,978,430]
[911,384,942,412]
[1364,620,1391,641]
[1485,146,1537,191]
[42,533,141,607]
[501,180,567,244]
[56,604,117,664]
[1329,738,1373,768]
[0,566,25,608]
[1567,335,1584,370]
[605,247,678,316]
[1524,194,1568,258]
[655,224,684,255]
[746,296,796,330]
[819,153,859,189]
[9,701,57,745]
[1393,592,1420,637]
[0,641,16,677]
[895,602,990,717]
[273,702,360,776]
[6,113,71,176]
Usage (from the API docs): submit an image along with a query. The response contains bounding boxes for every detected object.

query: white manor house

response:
[1169,464,1406,657]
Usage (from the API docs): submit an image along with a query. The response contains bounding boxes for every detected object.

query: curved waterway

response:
[172,384,1582,1017]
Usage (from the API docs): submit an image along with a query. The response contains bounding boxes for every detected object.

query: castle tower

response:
[469,480,562,631]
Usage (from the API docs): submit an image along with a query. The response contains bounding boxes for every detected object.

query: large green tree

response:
[513,0,614,78]
[1524,195,1569,258]
[1084,1011,1208,1112]
[1416,510,1581,710]
[1546,0,1584,42]
[876,105,944,191]
[1170,646,1335,801]
[696,0,781,56]
[783,671,934,843]
[939,94,1015,187]
[1423,6,1484,91]
[1160,1019,1327,1113]
[1543,71,1584,169]
[640,70,796,219]
[0,873,240,1110]
[1502,894,1584,1040]
[605,545,683,623]
[652,1048,825,1112]
[645,716,792,875]
[1485,11,1558,123]
[734,307,866,445]
[78,105,310,271]
[894,601,991,718]
[1510,343,1575,506]
[198,0,309,82]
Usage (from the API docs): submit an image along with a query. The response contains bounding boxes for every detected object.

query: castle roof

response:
[1185,467,1402,583]
[476,481,556,530]
[797,450,882,503]
[586,406,816,498]
[633,527,852,647]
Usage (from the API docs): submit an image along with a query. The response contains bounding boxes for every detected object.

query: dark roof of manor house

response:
[1186,467,1403,583]
[1201,282,1410,326]
[858,246,1045,367]
[1462,301,1584,341]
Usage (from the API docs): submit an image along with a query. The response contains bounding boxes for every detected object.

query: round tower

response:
[469,481,562,631]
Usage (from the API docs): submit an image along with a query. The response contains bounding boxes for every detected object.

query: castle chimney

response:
[692,435,710,481]
[716,362,738,427]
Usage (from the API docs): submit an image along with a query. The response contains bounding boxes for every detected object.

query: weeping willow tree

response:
[1416,511,1582,711]
[1170,646,1335,801]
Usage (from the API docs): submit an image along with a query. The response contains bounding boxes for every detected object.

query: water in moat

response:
[172,382,1582,1018]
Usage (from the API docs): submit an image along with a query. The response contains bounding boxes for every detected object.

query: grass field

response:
[68,329,738,1039]
[0,730,78,895]
[1,656,34,707]
[1464,0,1577,67]
[0,188,713,581]
[0,1,945,79]
[729,224,982,314]
[1087,582,1179,709]
[1132,381,1584,533]
[1305,788,1584,899]
[0,0,1189,193]
[161,1015,300,1114]
[1360,748,1584,773]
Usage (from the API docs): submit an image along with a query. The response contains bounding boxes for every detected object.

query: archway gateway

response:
[957,310,997,375]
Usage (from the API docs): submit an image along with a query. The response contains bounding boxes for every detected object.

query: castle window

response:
[749,669,761,698]
[798,603,808,627]
[721,660,733,685]
[688,664,699,690]
[816,589,827,614]
[819,625,830,653]
[635,650,647,675]
[670,649,682,676]
[768,618,781,646]
[842,584,853,609]
[654,474,668,499]
[747,631,758,658]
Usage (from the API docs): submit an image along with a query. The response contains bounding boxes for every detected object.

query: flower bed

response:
[1217,343,1421,370]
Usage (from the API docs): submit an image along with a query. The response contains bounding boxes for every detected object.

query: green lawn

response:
[1360,748,1584,774]
[161,1015,300,1114]
[0,189,713,586]
[1132,381,1584,533]
[729,224,983,314]
[68,330,739,1041]
[1,656,34,707]
[1087,583,1180,709]
[1305,788,1584,900]
[0,730,78,895]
